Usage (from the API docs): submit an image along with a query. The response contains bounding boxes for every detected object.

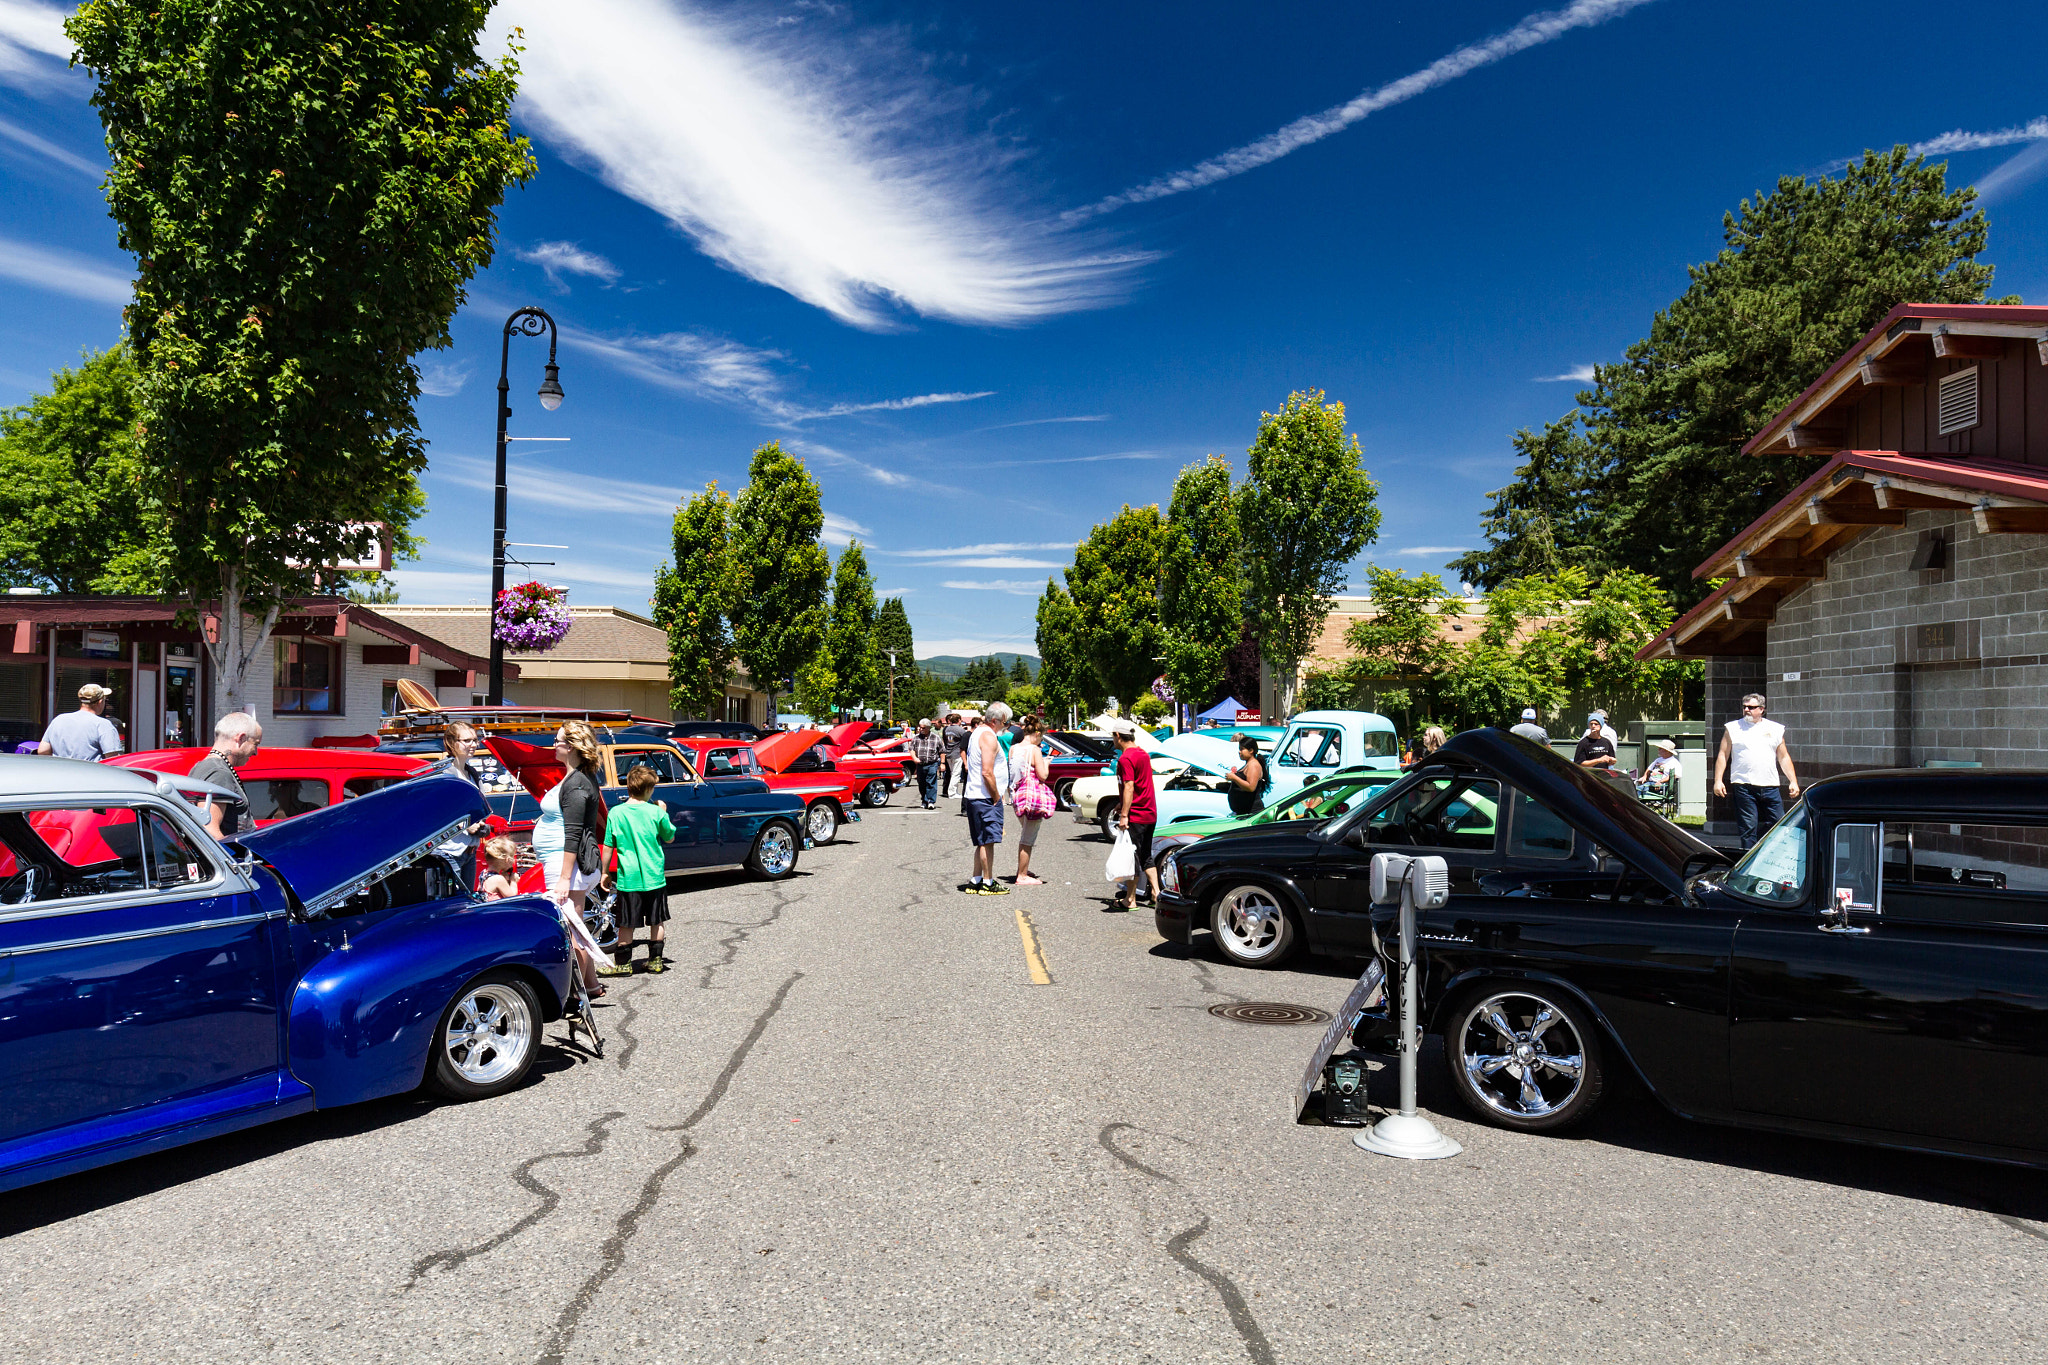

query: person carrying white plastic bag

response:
[1104,826,1135,882]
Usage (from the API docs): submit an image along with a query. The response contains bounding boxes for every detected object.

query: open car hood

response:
[753,728,829,774]
[240,771,485,917]
[1430,729,1726,900]
[822,721,874,756]
[485,735,567,801]
[1158,732,1240,772]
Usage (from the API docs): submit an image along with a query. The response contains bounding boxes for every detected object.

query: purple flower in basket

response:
[494,582,572,653]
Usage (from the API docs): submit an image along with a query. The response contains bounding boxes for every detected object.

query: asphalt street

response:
[3,802,2045,1364]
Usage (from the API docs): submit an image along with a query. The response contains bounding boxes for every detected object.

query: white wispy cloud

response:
[783,437,910,487]
[887,542,1073,559]
[941,579,1043,595]
[0,235,130,305]
[0,115,98,178]
[1974,139,2048,205]
[418,360,472,397]
[517,240,623,289]
[1534,363,1597,383]
[497,0,1151,328]
[976,414,1111,432]
[787,390,994,422]
[931,556,1063,570]
[561,325,988,428]
[1911,117,2048,158]
[1064,0,1659,222]
[821,511,872,547]
[431,453,683,517]
[1394,546,1474,556]
[976,449,1162,469]
[0,0,73,91]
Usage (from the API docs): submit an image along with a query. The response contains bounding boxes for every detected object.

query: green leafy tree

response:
[1159,455,1244,713]
[0,347,159,593]
[1034,577,1091,721]
[791,654,837,723]
[1339,566,1457,728]
[1005,682,1044,716]
[1009,656,1033,684]
[825,541,879,713]
[1130,692,1168,724]
[1067,505,1168,704]
[651,482,739,719]
[1239,391,1381,716]
[68,0,533,711]
[1457,149,2008,603]
[731,442,830,721]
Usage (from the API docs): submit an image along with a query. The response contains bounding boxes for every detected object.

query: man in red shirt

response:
[1112,721,1158,911]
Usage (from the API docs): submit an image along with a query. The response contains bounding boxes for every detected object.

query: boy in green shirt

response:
[599,764,676,975]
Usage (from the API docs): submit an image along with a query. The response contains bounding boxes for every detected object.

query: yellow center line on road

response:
[1014,905,1053,985]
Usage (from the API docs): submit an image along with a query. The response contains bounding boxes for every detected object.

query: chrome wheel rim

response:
[862,781,889,807]
[1055,779,1074,809]
[1215,886,1286,960]
[1456,992,1586,1120]
[806,802,836,841]
[759,824,796,875]
[444,984,534,1087]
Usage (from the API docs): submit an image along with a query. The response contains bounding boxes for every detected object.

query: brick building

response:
[1641,303,2048,829]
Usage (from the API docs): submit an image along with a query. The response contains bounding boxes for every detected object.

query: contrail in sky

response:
[1063,0,1660,223]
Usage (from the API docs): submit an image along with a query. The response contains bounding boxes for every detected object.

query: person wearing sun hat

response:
[36,683,125,761]
[1643,737,1682,791]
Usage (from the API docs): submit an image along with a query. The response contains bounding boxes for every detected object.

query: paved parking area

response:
[3,804,2043,1363]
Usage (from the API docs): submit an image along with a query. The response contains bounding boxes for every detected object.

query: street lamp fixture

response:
[491,306,563,705]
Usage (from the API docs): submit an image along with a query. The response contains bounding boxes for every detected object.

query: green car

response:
[1148,766,1403,865]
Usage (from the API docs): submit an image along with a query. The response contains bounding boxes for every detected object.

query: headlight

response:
[1160,853,1181,897]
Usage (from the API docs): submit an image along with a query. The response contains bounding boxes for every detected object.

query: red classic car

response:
[670,737,864,845]
[756,726,907,808]
[107,746,430,827]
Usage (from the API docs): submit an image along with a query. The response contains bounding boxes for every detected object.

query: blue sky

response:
[4,0,2047,658]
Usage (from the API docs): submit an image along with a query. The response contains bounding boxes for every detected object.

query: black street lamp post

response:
[490,307,564,705]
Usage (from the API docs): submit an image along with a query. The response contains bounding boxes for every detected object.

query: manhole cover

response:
[1207,1002,1332,1026]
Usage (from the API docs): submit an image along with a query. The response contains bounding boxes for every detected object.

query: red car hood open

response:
[485,735,566,801]
[822,722,873,756]
[752,728,829,774]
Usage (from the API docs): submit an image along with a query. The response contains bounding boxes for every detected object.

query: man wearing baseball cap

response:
[36,683,125,761]
[1510,707,1549,746]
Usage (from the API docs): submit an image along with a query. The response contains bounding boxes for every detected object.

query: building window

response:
[1936,367,1979,436]
[274,638,339,714]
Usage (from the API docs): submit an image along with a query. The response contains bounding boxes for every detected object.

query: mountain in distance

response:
[917,653,1040,682]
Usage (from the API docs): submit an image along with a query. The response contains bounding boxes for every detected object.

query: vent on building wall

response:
[1936,367,1980,436]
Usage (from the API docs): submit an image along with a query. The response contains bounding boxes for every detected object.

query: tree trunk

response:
[205,567,280,720]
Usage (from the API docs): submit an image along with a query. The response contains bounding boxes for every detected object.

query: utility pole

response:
[886,649,897,726]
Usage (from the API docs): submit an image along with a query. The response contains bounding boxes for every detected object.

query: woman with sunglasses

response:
[533,720,607,993]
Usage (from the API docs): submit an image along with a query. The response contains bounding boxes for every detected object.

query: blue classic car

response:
[0,758,574,1194]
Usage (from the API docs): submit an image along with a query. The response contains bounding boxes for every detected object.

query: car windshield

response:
[1358,729,1400,760]
[1723,801,1810,904]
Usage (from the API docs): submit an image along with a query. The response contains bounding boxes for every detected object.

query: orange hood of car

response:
[751,728,828,773]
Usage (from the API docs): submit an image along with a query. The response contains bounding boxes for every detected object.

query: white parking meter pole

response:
[1356,853,1463,1161]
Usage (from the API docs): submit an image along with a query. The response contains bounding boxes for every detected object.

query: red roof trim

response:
[1693,451,2048,579]
[1740,303,2048,457]
[1634,580,1743,662]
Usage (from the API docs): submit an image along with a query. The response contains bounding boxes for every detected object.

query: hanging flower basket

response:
[494,581,572,653]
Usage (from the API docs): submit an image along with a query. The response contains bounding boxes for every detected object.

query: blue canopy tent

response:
[1194,696,1249,725]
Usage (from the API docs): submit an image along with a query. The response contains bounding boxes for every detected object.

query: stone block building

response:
[1641,303,2048,829]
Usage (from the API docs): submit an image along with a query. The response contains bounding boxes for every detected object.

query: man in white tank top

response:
[963,702,1013,894]
[1714,693,1800,849]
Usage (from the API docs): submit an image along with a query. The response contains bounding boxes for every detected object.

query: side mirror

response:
[1825,823,1881,933]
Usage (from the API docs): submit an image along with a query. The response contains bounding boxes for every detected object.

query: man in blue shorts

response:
[963,701,1013,894]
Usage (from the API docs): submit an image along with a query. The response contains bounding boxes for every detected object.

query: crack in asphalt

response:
[535,971,804,1365]
[401,1110,627,1293]
[688,882,804,990]
[608,977,652,1070]
[1190,955,1250,1004]
[1097,1122,1274,1365]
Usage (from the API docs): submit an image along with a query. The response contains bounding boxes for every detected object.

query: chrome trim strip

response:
[0,909,282,959]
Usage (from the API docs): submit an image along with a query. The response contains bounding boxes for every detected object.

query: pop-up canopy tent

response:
[1194,696,1250,724]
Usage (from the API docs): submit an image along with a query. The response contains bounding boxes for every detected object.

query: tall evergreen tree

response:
[731,442,830,721]
[1009,656,1033,684]
[1067,505,1169,704]
[873,595,916,718]
[651,482,738,719]
[1456,149,2008,603]
[825,540,879,714]
[1239,391,1380,715]
[68,0,533,711]
[1159,455,1243,711]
